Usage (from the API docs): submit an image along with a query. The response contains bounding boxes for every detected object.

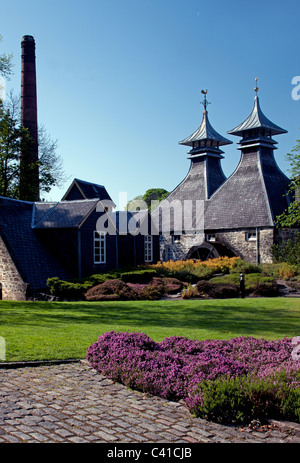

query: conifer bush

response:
[47,277,93,300]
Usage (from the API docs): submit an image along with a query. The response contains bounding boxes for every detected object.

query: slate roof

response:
[204,151,290,229]
[33,199,99,229]
[0,197,71,290]
[228,96,287,137]
[32,202,58,227]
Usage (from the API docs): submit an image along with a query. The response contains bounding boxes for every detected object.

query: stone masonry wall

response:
[160,228,275,264]
[215,228,274,264]
[0,236,28,300]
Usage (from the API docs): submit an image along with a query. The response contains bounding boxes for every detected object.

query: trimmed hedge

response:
[47,277,93,300]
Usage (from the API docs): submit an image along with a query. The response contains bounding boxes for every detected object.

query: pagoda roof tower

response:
[205,80,290,229]
[227,79,287,152]
[228,95,287,137]
[179,90,232,156]
[152,90,232,233]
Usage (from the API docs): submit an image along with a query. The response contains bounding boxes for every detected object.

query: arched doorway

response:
[186,242,237,261]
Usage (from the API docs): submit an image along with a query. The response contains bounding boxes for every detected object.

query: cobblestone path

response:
[0,361,300,444]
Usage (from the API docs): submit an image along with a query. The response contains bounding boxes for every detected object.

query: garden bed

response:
[87,331,300,426]
[46,257,300,301]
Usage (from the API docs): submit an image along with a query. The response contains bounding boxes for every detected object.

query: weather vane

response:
[254,77,259,94]
[201,89,211,111]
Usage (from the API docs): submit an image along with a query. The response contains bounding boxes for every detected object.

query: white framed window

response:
[245,231,257,241]
[206,234,216,242]
[94,231,106,264]
[144,235,153,262]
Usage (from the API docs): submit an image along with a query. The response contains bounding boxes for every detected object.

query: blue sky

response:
[1,0,299,208]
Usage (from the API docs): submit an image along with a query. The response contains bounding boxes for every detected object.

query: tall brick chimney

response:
[20,35,40,201]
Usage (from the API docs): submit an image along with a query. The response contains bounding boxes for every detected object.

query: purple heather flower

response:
[86,331,300,413]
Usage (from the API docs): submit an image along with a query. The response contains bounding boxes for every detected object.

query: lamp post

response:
[239,273,245,298]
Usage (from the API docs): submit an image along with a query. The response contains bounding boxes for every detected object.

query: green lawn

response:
[0,298,300,362]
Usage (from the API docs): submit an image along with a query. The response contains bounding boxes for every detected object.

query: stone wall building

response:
[152,88,295,264]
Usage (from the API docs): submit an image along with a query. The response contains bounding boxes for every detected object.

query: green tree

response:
[0,35,13,80]
[276,137,300,227]
[142,188,169,211]
[126,188,169,211]
[0,101,27,197]
[271,232,300,265]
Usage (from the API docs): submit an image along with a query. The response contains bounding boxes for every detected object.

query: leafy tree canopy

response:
[276,136,300,228]
[0,35,13,80]
[126,188,169,211]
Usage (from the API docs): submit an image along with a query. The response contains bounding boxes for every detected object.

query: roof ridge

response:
[0,195,34,205]
[74,178,105,188]
[256,148,274,225]
[60,198,100,203]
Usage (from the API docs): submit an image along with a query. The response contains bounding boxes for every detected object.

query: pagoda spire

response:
[176,90,231,199]
[179,90,232,157]
[227,80,287,148]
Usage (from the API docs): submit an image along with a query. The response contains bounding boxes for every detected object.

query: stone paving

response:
[0,360,300,444]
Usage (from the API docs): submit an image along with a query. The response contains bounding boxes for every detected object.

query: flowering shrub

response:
[86,331,300,425]
[151,256,240,276]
